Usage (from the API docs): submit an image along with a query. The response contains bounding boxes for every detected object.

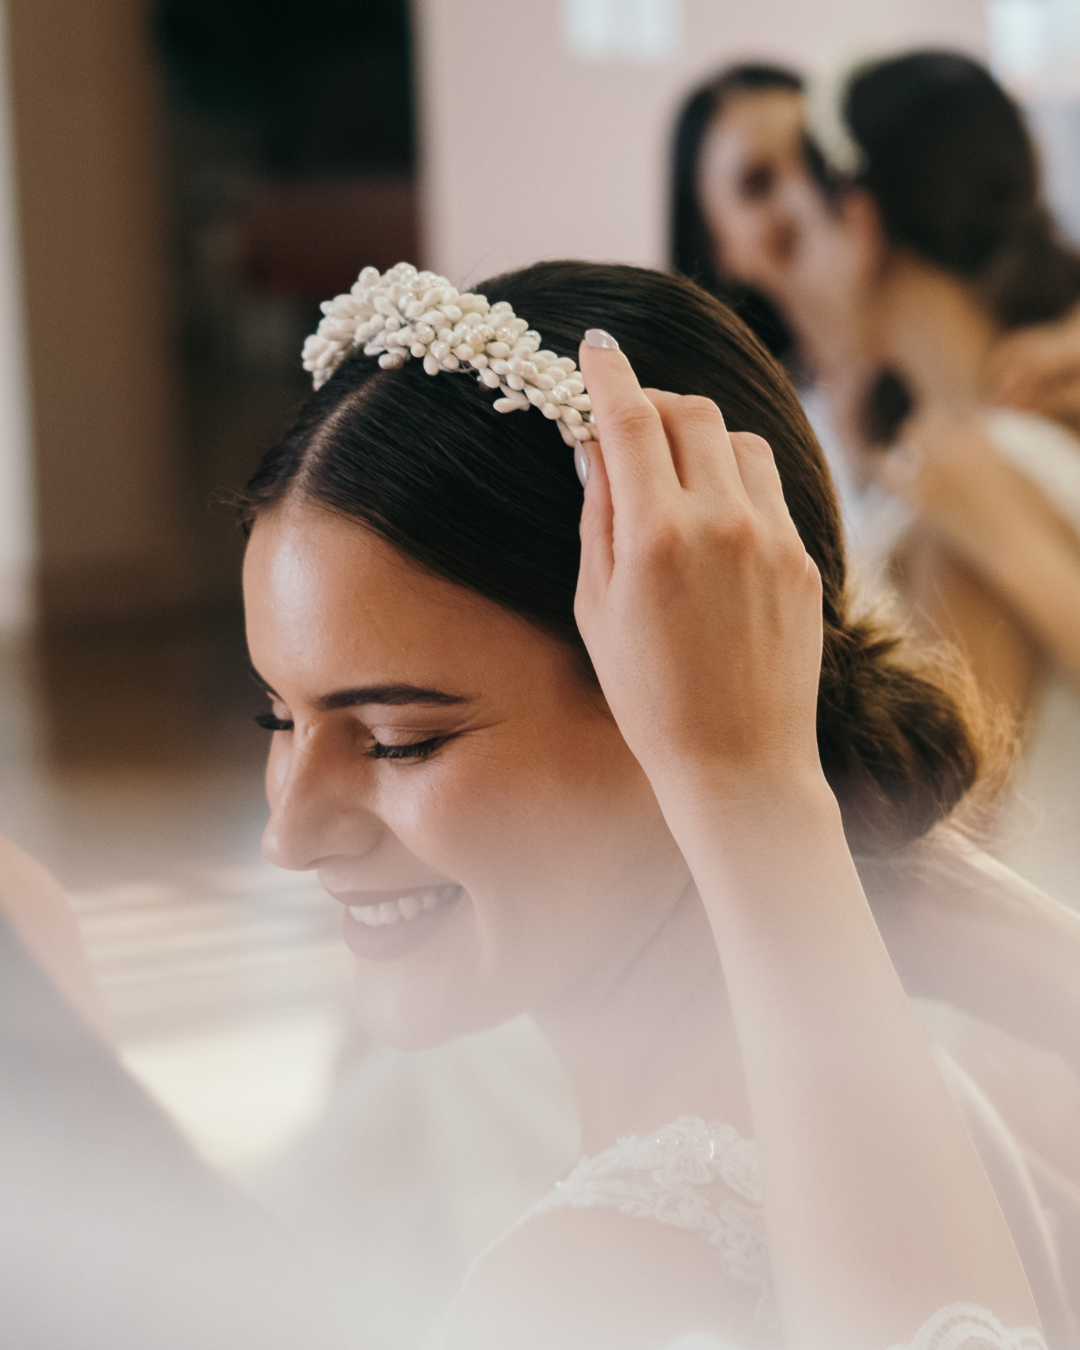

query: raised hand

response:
[573,332,1039,1348]
[574,332,825,808]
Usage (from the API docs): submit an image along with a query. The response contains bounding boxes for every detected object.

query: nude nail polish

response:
[575,448,589,486]
[584,328,620,350]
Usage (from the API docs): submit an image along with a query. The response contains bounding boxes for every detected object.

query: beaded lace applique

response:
[887,1302,1047,1350]
[519,1121,1051,1350]
[522,1116,775,1327]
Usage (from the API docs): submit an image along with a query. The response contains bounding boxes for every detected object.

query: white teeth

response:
[348,886,459,928]
[398,894,422,920]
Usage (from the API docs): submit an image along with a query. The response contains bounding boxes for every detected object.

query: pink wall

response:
[416,0,987,285]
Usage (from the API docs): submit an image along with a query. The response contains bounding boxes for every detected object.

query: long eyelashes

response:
[253,712,443,764]
[368,737,444,762]
[255,712,293,732]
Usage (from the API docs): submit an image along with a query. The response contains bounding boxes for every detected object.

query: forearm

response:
[871,842,1080,1083]
[901,442,1080,684]
[962,507,1080,683]
[662,777,1037,1350]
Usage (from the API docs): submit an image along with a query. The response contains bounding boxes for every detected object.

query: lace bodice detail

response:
[521,1116,774,1326]
[887,1303,1046,1350]
[523,1118,1048,1350]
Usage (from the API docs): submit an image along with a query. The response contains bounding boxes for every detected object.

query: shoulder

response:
[441,1205,769,1350]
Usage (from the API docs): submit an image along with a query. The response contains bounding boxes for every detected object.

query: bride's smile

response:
[244,500,693,1052]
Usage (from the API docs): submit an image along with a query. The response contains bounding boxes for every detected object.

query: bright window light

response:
[560,0,684,64]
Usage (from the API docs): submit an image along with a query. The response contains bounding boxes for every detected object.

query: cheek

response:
[726,202,770,252]
[376,732,664,915]
[371,749,572,887]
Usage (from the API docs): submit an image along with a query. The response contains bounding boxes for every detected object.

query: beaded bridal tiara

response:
[302,262,596,447]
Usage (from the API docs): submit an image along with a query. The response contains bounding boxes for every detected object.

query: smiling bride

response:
[234,259,1077,1349]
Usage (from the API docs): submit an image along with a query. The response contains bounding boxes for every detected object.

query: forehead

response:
[702,89,805,169]
[242,502,553,691]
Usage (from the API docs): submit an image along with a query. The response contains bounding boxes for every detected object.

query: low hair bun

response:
[817,610,983,854]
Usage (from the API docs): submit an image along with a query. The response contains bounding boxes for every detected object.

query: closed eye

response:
[367,736,445,762]
[254,712,446,764]
[255,711,293,732]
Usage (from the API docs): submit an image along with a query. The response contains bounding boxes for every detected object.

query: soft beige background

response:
[415,0,987,285]
[0,0,995,636]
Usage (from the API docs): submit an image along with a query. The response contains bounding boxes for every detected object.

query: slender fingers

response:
[578,334,798,548]
[643,390,745,500]
[728,432,797,530]
[578,337,681,522]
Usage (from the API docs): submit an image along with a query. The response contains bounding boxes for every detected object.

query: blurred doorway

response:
[154,0,419,597]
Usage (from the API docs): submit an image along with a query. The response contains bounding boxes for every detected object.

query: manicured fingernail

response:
[575,448,589,486]
[584,328,619,350]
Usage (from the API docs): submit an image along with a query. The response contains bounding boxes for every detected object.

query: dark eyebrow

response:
[249,667,470,711]
[315,684,471,712]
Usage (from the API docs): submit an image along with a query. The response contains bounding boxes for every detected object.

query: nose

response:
[261,721,384,871]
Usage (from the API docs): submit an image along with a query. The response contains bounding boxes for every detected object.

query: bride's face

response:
[243,502,689,1047]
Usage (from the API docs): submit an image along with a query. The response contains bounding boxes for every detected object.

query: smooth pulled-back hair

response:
[845,50,1080,327]
[240,260,982,854]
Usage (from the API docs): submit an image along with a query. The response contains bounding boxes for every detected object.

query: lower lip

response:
[339,887,464,961]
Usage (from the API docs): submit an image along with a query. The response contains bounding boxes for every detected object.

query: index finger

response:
[578,331,681,516]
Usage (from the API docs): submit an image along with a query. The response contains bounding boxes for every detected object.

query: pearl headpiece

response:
[806,64,868,178]
[302,262,596,446]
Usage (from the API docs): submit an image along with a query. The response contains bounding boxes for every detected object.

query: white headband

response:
[805,65,868,178]
[301,262,596,447]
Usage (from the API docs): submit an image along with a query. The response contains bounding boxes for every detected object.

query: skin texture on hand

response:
[573,341,824,806]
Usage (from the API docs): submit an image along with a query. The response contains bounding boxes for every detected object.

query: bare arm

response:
[881,410,1080,686]
[574,340,1038,1349]
[987,306,1080,437]
[892,521,1043,718]
[866,831,1080,1086]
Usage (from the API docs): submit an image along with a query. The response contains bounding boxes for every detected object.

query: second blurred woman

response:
[793,53,1080,909]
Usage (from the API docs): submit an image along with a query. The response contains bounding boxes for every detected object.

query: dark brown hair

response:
[670,63,803,360]
[240,260,981,854]
[845,50,1080,328]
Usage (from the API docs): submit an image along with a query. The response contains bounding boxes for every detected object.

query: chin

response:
[347,973,519,1052]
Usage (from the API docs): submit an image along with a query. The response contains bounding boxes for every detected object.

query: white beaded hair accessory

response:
[302,262,596,447]
[805,63,869,178]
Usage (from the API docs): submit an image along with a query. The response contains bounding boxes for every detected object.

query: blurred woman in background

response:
[675,52,1080,907]
[778,52,1080,911]
[670,59,1080,1286]
[670,64,804,364]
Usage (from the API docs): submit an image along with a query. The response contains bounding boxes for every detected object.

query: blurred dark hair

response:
[240,261,985,854]
[670,64,803,360]
[844,50,1080,327]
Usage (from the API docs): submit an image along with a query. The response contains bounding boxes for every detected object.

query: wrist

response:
[651,760,841,852]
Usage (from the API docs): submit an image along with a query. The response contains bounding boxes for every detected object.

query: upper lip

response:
[322,882,455,907]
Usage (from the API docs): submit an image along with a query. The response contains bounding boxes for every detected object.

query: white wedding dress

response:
[816,403,1080,911]
[260,832,1079,1348]
[506,1115,1049,1350]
